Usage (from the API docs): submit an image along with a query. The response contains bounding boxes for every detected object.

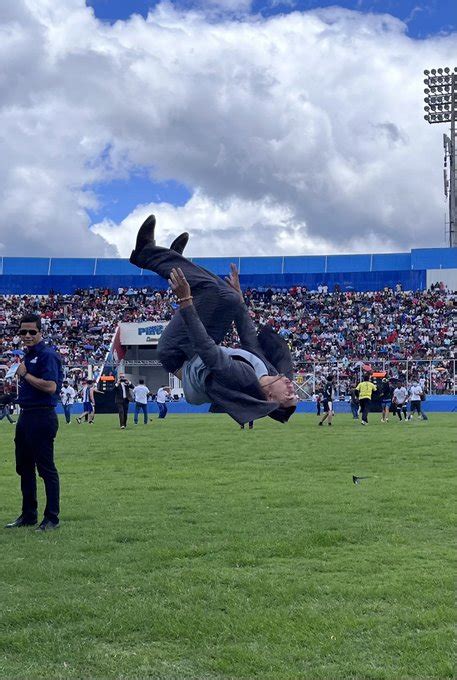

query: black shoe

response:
[318,421,323,426]
[5,515,37,528]
[35,518,59,532]
[133,214,156,253]
[170,232,189,255]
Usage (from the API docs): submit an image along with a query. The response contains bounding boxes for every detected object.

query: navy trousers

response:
[15,409,60,523]
[131,245,240,373]
[157,402,168,419]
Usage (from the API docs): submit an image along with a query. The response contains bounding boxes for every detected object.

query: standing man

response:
[0,393,16,424]
[380,378,393,423]
[114,375,134,429]
[60,379,76,424]
[133,379,151,425]
[392,382,408,421]
[349,385,359,420]
[318,376,334,427]
[77,379,96,424]
[156,385,171,419]
[408,381,428,421]
[355,373,377,425]
[5,314,62,531]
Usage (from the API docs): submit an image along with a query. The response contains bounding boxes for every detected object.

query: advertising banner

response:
[120,322,168,346]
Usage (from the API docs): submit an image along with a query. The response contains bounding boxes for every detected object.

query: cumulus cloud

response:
[0,0,456,257]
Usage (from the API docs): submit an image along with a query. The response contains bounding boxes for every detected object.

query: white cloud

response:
[0,0,456,257]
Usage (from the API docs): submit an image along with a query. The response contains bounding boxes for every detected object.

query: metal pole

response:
[449,83,456,246]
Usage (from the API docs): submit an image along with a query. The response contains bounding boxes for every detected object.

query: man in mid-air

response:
[129,215,297,426]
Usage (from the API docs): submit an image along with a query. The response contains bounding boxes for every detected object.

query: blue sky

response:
[84,0,456,234]
[87,0,456,38]
[3,1,456,257]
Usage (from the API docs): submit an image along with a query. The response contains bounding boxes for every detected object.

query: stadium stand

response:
[0,247,455,403]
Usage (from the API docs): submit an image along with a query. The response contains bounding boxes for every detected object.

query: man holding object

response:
[5,314,63,531]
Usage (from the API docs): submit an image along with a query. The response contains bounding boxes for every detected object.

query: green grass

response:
[0,413,455,680]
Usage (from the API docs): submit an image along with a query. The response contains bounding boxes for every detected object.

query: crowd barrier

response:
[54,395,457,416]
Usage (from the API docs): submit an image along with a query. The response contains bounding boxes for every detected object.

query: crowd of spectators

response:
[0,282,455,394]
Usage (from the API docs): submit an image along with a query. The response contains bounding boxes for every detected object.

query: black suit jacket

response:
[113,381,134,404]
[180,302,296,425]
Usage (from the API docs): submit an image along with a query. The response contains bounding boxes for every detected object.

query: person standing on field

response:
[318,375,334,427]
[355,374,377,425]
[6,313,62,531]
[380,378,393,423]
[156,385,171,419]
[408,381,428,421]
[113,375,135,429]
[392,383,408,421]
[60,380,76,424]
[133,379,151,425]
[77,379,96,425]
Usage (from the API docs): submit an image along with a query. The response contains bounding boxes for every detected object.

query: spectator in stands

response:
[113,375,134,429]
[133,379,151,425]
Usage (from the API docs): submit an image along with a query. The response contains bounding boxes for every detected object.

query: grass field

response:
[0,412,455,680]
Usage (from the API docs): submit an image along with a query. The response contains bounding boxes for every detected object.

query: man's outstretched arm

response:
[225,263,262,354]
[169,268,233,375]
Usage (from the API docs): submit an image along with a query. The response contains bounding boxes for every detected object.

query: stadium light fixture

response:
[423,67,457,247]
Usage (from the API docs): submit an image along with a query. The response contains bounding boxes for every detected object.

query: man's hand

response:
[169,268,192,303]
[225,263,243,301]
[16,362,27,377]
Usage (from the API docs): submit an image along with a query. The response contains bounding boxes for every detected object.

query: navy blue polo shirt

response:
[18,341,63,408]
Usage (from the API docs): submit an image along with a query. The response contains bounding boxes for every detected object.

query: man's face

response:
[19,322,42,348]
[262,375,298,407]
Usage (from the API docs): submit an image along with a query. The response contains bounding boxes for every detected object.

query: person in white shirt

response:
[133,380,151,425]
[60,380,76,424]
[408,381,428,421]
[392,384,408,421]
[156,385,171,419]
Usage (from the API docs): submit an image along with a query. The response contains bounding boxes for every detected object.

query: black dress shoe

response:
[170,232,189,255]
[134,214,156,253]
[5,515,37,528]
[35,518,59,532]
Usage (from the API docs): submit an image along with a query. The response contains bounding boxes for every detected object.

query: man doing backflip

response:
[129,215,297,426]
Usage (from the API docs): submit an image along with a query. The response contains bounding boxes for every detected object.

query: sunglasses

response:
[19,329,39,336]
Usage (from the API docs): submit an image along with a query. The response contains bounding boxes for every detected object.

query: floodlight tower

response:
[423,66,457,247]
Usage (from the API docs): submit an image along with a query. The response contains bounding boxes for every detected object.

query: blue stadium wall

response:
[0,248,456,294]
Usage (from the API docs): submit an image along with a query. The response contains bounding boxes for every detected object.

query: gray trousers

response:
[131,245,240,373]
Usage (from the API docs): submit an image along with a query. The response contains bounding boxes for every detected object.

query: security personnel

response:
[355,373,377,425]
[5,314,63,531]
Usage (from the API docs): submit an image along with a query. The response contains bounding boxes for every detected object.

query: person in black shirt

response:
[350,385,359,419]
[5,314,63,531]
[318,375,334,427]
[380,378,393,423]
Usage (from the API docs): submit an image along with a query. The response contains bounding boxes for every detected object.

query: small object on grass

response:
[353,475,370,484]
